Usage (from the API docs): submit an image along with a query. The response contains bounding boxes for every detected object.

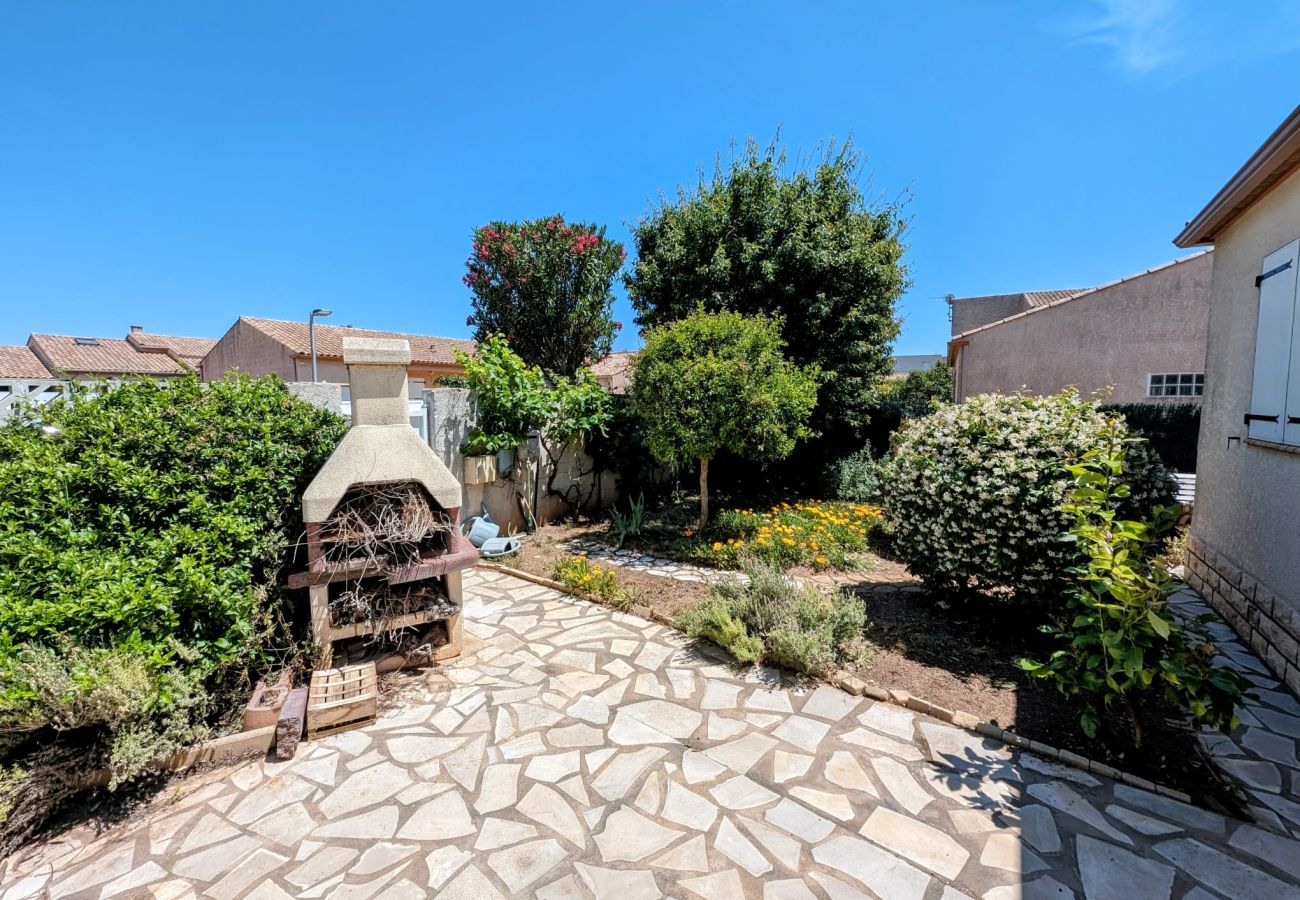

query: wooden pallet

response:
[307,663,378,739]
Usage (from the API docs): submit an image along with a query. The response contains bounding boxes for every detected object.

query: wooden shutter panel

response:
[1249,240,1298,443]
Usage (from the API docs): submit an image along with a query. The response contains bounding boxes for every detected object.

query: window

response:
[1248,239,1300,446]
[1147,373,1205,398]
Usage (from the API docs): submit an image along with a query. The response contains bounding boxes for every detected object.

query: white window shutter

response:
[1249,240,1298,443]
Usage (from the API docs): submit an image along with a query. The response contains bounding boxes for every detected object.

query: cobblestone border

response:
[479,561,1197,807]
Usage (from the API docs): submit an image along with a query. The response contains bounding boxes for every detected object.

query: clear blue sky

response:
[3,2,1299,354]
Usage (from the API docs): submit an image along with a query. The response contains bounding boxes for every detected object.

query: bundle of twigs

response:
[318,482,453,568]
[328,580,455,630]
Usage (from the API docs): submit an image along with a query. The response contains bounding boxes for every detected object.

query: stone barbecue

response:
[289,337,477,669]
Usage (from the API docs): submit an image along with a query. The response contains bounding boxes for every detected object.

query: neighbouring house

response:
[888,354,944,380]
[947,252,1213,404]
[1174,105,1300,694]
[199,317,474,396]
[947,288,1084,336]
[0,345,53,379]
[20,326,215,379]
[590,350,637,394]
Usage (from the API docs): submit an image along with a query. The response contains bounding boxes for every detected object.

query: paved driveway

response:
[3,569,1298,899]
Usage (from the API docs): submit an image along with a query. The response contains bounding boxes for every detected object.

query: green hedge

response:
[0,375,346,788]
[1100,403,1200,472]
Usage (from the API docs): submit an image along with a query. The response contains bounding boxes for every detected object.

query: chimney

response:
[342,337,411,427]
[129,325,143,334]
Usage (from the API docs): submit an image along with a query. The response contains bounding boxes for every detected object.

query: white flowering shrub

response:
[880,392,1175,600]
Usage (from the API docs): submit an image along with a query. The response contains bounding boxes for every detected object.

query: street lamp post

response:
[309,308,333,382]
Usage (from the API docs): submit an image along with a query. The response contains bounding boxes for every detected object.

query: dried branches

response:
[317,482,454,568]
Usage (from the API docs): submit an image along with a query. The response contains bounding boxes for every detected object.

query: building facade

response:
[200,317,473,395]
[1174,106,1300,695]
[948,252,1212,405]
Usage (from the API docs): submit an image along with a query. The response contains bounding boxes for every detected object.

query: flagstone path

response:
[4,568,1299,899]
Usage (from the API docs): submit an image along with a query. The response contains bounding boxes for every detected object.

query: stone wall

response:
[1185,533,1300,696]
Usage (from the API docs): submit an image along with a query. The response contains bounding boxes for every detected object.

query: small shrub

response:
[824,447,882,503]
[609,494,647,548]
[683,500,881,570]
[551,556,636,609]
[676,557,867,676]
[881,391,1175,601]
[1018,423,1246,745]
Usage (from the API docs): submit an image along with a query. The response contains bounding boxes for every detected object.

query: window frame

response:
[1147,373,1205,398]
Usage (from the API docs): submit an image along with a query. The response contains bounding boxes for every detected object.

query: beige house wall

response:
[1190,164,1300,632]
[952,253,1212,404]
[950,295,1028,336]
[201,319,298,382]
[201,321,460,396]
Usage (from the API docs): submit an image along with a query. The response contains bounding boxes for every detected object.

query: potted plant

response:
[461,429,502,484]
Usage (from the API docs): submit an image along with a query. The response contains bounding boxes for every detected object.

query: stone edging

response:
[480,561,1196,806]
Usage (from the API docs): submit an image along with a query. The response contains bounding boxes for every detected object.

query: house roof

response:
[126,331,217,363]
[1176,105,1300,247]
[949,288,1087,311]
[27,333,188,376]
[949,251,1213,342]
[0,346,53,378]
[238,317,474,368]
[590,350,638,379]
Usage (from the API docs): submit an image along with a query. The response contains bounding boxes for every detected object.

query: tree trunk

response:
[698,458,710,528]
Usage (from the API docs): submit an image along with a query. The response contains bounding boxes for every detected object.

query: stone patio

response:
[3,569,1299,899]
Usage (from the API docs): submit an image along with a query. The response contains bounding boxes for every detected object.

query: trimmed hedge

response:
[1100,402,1200,472]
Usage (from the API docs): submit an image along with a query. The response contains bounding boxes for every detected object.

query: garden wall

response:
[422,387,617,533]
[1185,533,1300,696]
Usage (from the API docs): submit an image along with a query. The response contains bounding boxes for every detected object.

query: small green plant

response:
[551,555,636,610]
[676,557,868,676]
[608,494,647,547]
[824,447,882,503]
[460,428,511,456]
[0,765,25,829]
[1017,422,1247,746]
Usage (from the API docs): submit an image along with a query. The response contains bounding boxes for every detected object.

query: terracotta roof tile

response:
[589,350,638,378]
[0,346,53,378]
[28,334,186,376]
[126,332,217,362]
[241,317,474,367]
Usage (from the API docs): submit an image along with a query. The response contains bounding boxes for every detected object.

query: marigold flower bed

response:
[681,500,883,570]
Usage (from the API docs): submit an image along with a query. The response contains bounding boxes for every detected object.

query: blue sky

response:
[3,1,1299,354]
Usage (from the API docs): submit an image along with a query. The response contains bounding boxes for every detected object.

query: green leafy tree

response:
[626,138,908,455]
[464,215,626,376]
[455,336,612,515]
[630,309,818,527]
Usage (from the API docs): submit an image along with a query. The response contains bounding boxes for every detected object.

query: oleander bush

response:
[0,374,345,846]
[676,557,868,675]
[881,392,1175,601]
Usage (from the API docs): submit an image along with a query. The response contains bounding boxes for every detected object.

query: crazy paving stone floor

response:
[4,569,1300,900]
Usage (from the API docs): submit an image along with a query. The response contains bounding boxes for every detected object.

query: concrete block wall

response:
[1185,533,1300,696]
